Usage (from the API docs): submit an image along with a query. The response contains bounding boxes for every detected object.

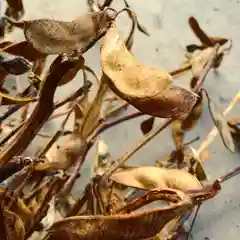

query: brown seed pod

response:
[100,23,198,118]
[3,10,114,55]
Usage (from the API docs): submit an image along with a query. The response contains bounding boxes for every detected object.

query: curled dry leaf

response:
[110,166,202,191]
[188,16,228,48]
[188,16,213,46]
[4,10,114,55]
[0,91,37,106]
[1,41,45,62]
[46,188,193,240]
[100,23,198,118]
[122,1,149,51]
[140,116,155,135]
[0,55,32,75]
[205,90,235,152]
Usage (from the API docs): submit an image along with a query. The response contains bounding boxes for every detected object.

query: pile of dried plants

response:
[0,0,239,239]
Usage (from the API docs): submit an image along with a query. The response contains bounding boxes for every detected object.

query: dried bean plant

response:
[0,0,239,239]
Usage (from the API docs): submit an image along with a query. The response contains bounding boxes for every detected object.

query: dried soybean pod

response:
[101,23,197,118]
[3,10,114,55]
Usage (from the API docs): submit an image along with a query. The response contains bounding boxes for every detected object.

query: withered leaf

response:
[140,116,155,135]
[188,16,213,46]
[46,188,192,240]
[1,41,45,62]
[110,166,202,191]
[0,91,37,105]
[0,55,32,75]
[205,91,235,152]
[4,10,113,55]
[100,23,198,118]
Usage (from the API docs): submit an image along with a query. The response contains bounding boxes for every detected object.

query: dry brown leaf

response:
[46,188,193,240]
[110,166,202,191]
[1,41,45,62]
[140,116,155,135]
[188,16,213,46]
[205,90,235,152]
[188,16,229,48]
[4,10,113,55]
[100,23,198,118]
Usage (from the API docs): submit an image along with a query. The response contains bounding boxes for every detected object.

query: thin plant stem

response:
[219,166,240,183]
[90,111,144,141]
[101,118,174,182]
[187,204,201,240]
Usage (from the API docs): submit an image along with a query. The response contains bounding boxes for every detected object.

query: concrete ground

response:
[1,0,240,239]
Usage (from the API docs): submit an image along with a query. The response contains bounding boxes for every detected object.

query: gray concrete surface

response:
[1,0,240,239]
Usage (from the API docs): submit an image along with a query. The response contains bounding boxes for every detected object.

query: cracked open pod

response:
[100,23,198,119]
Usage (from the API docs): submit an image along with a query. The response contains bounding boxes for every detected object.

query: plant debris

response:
[0,1,238,239]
